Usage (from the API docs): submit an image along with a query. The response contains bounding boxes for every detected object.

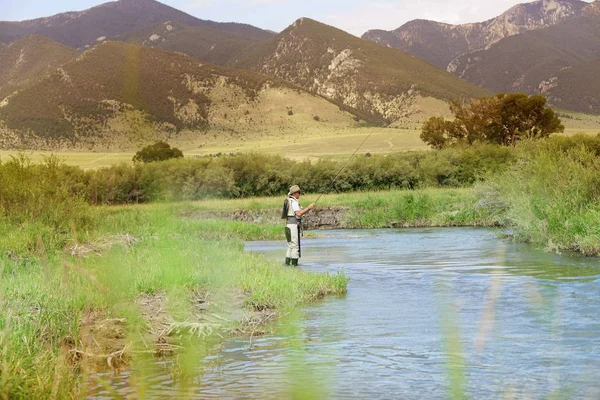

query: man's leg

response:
[285,227,292,265]
[288,224,300,266]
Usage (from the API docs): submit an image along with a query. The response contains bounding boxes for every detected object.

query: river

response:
[91,228,600,399]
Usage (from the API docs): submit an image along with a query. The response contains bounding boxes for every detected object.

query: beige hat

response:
[288,185,301,196]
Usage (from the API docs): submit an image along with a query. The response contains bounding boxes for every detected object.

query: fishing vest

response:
[283,196,301,225]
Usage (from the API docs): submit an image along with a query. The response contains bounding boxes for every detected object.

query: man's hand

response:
[308,203,315,210]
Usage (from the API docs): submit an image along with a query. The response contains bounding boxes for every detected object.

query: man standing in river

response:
[283,185,314,267]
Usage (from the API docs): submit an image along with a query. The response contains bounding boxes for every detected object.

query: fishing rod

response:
[314,131,374,205]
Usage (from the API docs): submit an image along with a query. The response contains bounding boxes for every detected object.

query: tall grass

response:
[339,188,499,228]
[480,138,600,256]
[0,204,347,398]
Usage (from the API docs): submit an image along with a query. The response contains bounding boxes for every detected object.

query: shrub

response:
[133,141,184,163]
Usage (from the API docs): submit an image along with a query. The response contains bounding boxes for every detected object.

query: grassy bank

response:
[0,203,347,399]
[182,188,501,229]
[481,141,600,256]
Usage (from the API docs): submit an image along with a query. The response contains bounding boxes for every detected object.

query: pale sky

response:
[0,0,594,36]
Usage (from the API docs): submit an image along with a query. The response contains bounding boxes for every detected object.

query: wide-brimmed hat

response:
[288,185,301,196]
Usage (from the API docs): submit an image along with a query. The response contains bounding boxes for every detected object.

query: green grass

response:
[481,143,600,256]
[0,203,347,399]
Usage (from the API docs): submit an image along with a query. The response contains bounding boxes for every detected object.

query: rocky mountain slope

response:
[117,20,262,66]
[0,41,358,150]
[450,14,600,94]
[363,0,589,70]
[0,35,77,98]
[0,0,273,49]
[233,18,489,125]
[542,59,600,113]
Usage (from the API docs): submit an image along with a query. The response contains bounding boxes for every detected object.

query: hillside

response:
[543,59,600,113]
[117,21,263,66]
[232,18,489,125]
[0,41,359,150]
[450,15,600,94]
[0,35,77,98]
[362,0,588,70]
[0,0,273,49]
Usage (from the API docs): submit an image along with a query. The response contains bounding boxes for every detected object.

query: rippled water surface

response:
[91,228,600,399]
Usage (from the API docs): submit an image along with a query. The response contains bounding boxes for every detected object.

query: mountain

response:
[0,0,273,49]
[117,20,264,66]
[363,0,588,71]
[0,35,77,98]
[0,41,358,150]
[542,59,600,113]
[450,14,600,94]
[232,18,489,125]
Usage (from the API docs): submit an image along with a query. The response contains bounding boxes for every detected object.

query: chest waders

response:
[283,197,302,266]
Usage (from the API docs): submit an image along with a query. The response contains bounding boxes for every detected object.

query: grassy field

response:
[1,107,598,169]
[0,127,426,168]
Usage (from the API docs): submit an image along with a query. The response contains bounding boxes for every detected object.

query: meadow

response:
[1,108,597,168]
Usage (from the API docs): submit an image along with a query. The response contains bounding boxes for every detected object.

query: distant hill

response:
[232,18,489,125]
[542,59,600,113]
[0,0,273,49]
[0,41,359,150]
[0,35,77,98]
[117,20,265,66]
[363,0,588,70]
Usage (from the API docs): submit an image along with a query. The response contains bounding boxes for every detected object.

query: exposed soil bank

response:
[195,207,350,230]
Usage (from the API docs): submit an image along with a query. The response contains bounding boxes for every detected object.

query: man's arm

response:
[295,203,315,218]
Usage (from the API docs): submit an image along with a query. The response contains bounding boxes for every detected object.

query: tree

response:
[133,141,184,163]
[421,93,564,148]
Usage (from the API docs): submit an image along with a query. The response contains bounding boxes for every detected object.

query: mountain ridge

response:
[0,0,273,49]
[363,0,589,71]
[232,18,489,125]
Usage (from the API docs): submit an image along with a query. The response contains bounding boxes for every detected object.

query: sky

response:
[0,0,594,36]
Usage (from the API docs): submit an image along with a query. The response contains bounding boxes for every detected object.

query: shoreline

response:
[190,205,502,231]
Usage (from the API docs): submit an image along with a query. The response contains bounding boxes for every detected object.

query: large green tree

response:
[421,93,564,148]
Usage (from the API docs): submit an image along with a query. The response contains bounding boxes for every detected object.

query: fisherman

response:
[283,185,314,266]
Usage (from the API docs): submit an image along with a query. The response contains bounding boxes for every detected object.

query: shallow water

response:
[90,228,600,399]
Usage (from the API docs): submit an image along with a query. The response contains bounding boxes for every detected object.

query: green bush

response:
[133,141,184,164]
[0,144,521,212]
[0,154,92,253]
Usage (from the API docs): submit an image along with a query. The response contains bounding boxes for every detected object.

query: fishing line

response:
[314,131,374,205]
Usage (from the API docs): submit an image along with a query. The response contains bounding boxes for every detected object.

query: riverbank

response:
[183,188,502,230]
[0,204,347,399]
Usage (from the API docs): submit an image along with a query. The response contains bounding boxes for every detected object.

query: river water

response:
[90,228,600,399]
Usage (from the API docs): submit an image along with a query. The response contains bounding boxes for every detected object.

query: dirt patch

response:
[66,234,140,258]
[190,206,349,230]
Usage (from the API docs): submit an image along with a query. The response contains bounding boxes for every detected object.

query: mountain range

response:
[0,41,359,150]
[0,0,598,150]
[363,0,600,113]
